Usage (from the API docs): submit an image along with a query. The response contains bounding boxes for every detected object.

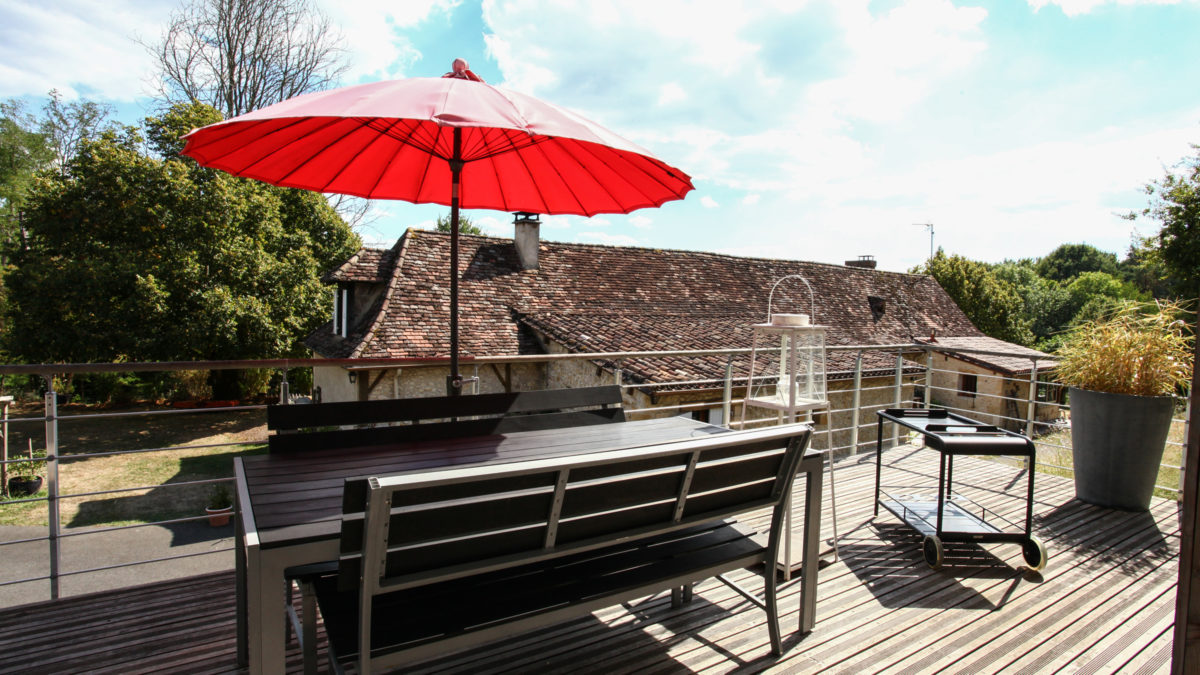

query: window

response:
[959,374,977,399]
[332,284,352,337]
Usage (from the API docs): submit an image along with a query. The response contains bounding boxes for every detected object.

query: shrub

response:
[1056,300,1193,396]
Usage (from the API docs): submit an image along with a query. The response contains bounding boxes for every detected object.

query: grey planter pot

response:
[1069,387,1175,511]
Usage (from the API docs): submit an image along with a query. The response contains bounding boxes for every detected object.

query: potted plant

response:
[1056,300,1193,510]
[206,483,235,527]
[7,449,47,497]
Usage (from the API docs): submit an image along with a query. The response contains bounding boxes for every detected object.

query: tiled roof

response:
[306,229,990,384]
[323,246,398,283]
[915,336,1056,376]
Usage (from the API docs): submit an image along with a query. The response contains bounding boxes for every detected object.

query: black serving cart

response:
[874,408,1047,571]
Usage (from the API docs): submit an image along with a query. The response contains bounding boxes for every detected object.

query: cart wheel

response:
[922,535,944,570]
[1022,536,1048,571]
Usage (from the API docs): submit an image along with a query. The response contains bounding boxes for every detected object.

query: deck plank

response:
[0,447,1179,674]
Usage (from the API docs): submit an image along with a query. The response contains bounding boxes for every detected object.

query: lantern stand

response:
[740,275,840,573]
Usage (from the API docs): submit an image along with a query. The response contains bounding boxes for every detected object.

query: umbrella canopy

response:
[181,76,693,394]
[181,77,693,215]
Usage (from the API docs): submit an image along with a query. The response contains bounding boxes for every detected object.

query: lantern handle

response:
[766,274,816,325]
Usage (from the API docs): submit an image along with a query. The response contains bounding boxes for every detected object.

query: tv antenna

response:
[913,223,934,262]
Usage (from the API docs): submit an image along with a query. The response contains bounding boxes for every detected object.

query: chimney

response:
[513,212,540,270]
[845,255,877,269]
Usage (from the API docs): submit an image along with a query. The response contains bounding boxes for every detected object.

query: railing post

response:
[892,352,904,448]
[1,395,10,498]
[1024,360,1039,471]
[614,360,623,388]
[44,376,60,600]
[1183,394,1192,496]
[924,349,934,410]
[722,357,733,429]
[278,370,290,405]
[849,351,863,456]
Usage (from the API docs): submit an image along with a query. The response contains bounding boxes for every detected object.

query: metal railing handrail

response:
[0,342,1191,607]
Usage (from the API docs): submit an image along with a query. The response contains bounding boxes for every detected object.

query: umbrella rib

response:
[193,117,344,169]
[268,118,386,192]
[364,119,419,200]
[570,138,687,212]
[290,117,405,194]
[529,139,591,215]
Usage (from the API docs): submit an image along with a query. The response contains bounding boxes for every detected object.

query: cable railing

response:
[0,342,1191,605]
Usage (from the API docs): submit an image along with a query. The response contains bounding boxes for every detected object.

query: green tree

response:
[0,99,52,246]
[5,103,361,395]
[992,260,1072,348]
[1136,144,1200,303]
[435,212,483,235]
[918,250,1034,346]
[1035,243,1120,282]
[1120,233,1171,299]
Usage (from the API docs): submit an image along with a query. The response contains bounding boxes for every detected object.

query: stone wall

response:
[925,353,1060,432]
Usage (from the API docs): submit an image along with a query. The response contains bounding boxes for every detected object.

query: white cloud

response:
[0,0,173,100]
[1026,0,1194,16]
[578,231,641,246]
[700,196,720,208]
[629,215,653,229]
[323,0,455,81]
[657,82,687,106]
[473,214,509,235]
[0,0,455,101]
[742,194,761,205]
[540,215,573,230]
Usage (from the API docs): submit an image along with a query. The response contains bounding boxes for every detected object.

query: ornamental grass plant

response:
[1055,300,1193,397]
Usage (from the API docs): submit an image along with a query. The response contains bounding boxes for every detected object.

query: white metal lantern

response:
[741,276,829,425]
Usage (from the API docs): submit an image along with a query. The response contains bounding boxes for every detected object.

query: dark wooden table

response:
[233,417,822,675]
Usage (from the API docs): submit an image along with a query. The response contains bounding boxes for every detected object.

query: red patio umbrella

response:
[181,76,693,394]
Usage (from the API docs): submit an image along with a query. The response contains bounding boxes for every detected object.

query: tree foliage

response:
[146,0,348,118]
[1136,144,1200,303]
[919,250,1034,346]
[5,103,361,372]
[435,212,483,235]
[992,260,1072,346]
[1035,243,1120,282]
[0,100,51,235]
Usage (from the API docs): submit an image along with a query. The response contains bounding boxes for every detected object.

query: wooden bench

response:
[266,385,625,453]
[294,423,816,674]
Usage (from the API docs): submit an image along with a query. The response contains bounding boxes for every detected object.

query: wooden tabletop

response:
[239,416,728,548]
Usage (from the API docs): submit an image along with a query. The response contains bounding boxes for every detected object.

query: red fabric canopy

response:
[181,77,693,216]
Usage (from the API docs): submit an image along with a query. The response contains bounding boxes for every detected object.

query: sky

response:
[2,0,1199,272]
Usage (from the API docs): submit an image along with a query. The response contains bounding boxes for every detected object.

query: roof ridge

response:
[409,229,931,280]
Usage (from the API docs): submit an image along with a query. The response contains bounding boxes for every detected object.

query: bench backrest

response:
[338,424,813,594]
[266,386,625,453]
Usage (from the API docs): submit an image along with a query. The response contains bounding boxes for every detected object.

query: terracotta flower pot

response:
[206,506,233,527]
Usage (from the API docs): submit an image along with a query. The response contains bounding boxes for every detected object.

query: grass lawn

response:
[1,403,267,528]
[1033,414,1186,501]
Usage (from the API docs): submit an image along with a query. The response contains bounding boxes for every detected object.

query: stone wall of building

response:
[312,362,546,401]
[926,354,1060,432]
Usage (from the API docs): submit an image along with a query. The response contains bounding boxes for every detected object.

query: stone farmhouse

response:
[305,224,1056,451]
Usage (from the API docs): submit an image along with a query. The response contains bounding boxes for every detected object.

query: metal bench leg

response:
[300,581,318,675]
[764,564,783,655]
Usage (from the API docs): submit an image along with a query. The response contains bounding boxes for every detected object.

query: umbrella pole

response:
[447,128,464,396]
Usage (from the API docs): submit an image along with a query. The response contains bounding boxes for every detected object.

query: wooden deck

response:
[0,447,1180,674]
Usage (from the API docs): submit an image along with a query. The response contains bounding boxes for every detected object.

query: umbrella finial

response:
[443,58,485,83]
